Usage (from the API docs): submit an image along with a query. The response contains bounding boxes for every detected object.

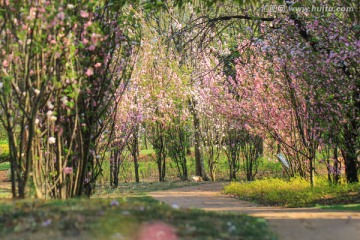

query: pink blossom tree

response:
[0,1,139,198]
[224,2,359,184]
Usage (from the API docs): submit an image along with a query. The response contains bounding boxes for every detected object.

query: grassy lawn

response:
[224,177,360,208]
[139,148,155,156]
[0,162,10,171]
[0,193,276,240]
[93,181,205,198]
[317,204,360,211]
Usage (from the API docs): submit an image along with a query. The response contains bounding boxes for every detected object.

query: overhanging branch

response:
[208,15,274,22]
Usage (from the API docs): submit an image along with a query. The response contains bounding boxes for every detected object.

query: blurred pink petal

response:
[137,222,178,240]
[82,38,89,45]
[85,67,94,76]
[94,63,102,68]
[64,167,73,174]
[2,60,9,68]
[80,10,89,18]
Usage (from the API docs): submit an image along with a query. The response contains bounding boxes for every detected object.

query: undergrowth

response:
[224,177,360,207]
[0,143,9,164]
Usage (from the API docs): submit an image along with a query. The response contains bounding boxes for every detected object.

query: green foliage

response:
[257,159,283,178]
[224,177,360,207]
[0,197,276,240]
[0,143,9,153]
[0,125,6,142]
[0,143,9,163]
[166,122,191,180]
[140,149,155,155]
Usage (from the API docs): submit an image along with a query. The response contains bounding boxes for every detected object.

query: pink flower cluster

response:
[63,167,73,175]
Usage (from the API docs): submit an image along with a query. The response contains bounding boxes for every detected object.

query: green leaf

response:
[352,25,360,31]
[2,76,12,95]
[292,2,302,7]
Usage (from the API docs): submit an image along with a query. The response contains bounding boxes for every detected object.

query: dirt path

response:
[149,182,360,240]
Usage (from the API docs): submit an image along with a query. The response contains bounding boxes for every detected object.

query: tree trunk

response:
[309,156,314,187]
[157,154,162,182]
[111,150,120,187]
[132,126,140,183]
[110,152,114,187]
[183,156,188,180]
[342,123,359,183]
[161,151,166,181]
[192,107,208,180]
[333,147,340,184]
[194,116,202,176]
[341,147,359,183]
[8,128,18,198]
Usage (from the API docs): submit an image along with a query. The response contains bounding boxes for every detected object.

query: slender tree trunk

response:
[143,130,148,150]
[114,157,120,187]
[110,152,114,187]
[133,153,139,183]
[157,155,162,182]
[132,125,140,183]
[161,151,166,181]
[111,150,120,187]
[194,114,202,176]
[309,156,314,187]
[333,147,340,184]
[183,156,188,180]
[8,128,17,198]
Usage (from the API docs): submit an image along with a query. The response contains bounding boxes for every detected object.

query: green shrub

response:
[0,154,9,163]
[224,176,360,207]
[0,143,9,163]
[0,143,9,152]
[0,125,7,142]
[257,159,283,178]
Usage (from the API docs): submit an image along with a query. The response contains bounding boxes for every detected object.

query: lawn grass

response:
[224,177,360,207]
[0,162,10,171]
[139,148,155,156]
[93,181,205,198]
[0,195,277,240]
[317,204,360,211]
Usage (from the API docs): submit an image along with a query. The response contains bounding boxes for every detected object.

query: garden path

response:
[150,182,360,240]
